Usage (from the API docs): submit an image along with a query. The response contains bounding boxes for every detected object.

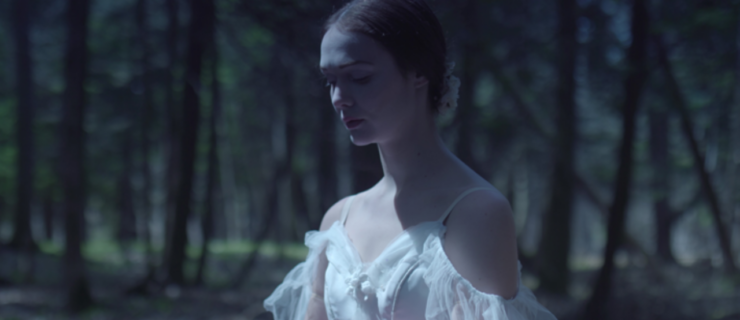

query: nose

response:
[331,82,353,111]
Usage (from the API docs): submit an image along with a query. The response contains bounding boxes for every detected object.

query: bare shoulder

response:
[319,196,351,231]
[442,187,519,299]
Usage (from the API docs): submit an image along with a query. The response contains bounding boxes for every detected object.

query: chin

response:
[348,132,377,147]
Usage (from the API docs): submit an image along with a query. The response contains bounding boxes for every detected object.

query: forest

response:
[0,0,739,319]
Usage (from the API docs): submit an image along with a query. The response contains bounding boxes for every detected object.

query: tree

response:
[454,0,484,177]
[195,27,221,286]
[582,0,649,316]
[535,0,578,294]
[648,104,676,263]
[61,0,93,312]
[162,0,181,273]
[317,92,338,214]
[135,0,154,273]
[352,145,382,193]
[165,0,215,285]
[656,37,738,274]
[8,0,37,253]
[116,131,136,244]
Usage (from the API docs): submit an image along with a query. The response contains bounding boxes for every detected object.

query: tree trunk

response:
[61,0,93,312]
[455,0,483,177]
[648,106,676,263]
[352,145,382,193]
[582,0,648,317]
[535,0,578,295]
[43,192,54,241]
[284,65,300,242]
[195,33,220,286]
[162,0,181,274]
[9,0,37,252]
[729,4,740,262]
[230,169,281,289]
[317,100,338,214]
[166,0,214,285]
[135,0,154,272]
[291,174,313,232]
[117,133,136,243]
[655,37,738,274]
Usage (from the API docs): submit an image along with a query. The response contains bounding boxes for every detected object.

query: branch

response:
[486,57,553,141]
[654,36,737,274]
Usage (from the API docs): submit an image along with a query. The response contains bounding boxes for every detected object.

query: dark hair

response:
[325,0,448,113]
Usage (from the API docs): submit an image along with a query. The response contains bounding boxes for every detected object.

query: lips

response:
[342,117,364,129]
[345,119,364,129]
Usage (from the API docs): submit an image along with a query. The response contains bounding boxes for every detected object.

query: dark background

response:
[0,0,739,319]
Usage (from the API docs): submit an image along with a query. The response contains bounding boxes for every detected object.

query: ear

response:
[413,72,429,89]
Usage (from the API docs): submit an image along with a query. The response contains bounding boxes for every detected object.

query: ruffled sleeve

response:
[420,235,557,320]
[263,228,331,320]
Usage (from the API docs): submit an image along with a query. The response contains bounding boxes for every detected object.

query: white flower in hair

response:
[438,61,460,114]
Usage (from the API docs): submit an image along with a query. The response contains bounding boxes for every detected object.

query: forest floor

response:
[0,243,739,320]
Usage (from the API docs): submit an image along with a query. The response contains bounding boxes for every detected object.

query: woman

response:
[263,0,557,319]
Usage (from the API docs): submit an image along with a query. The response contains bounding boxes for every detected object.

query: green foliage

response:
[696,206,713,228]
[238,23,275,66]
[474,73,498,108]
[38,240,64,256]
[693,8,734,30]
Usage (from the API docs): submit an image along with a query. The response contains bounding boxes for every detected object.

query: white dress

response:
[263,187,558,320]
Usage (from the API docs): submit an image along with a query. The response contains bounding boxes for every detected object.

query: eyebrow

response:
[319,60,373,72]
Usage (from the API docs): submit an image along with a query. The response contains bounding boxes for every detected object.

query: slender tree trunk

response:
[230,169,281,289]
[455,0,483,177]
[166,0,214,285]
[9,0,37,252]
[195,33,220,286]
[317,102,337,214]
[43,192,53,241]
[135,0,154,272]
[61,0,93,312]
[730,4,740,258]
[648,106,676,263]
[292,175,313,231]
[582,0,648,317]
[282,58,313,239]
[163,0,181,273]
[455,56,481,176]
[117,133,136,243]
[656,37,738,274]
[352,145,382,193]
[535,0,578,295]
[284,65,300,242]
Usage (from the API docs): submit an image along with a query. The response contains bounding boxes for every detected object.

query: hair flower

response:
[438,61,460,114]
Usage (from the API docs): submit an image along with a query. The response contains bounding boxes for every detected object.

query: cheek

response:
[361,76,407,116]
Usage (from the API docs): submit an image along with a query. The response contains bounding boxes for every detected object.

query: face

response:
[320,26,428,146]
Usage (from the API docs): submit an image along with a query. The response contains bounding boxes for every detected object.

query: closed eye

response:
[353,76,371,84]
[320,75,335,88]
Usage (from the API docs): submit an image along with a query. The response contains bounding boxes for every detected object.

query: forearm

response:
[304,292,328,320]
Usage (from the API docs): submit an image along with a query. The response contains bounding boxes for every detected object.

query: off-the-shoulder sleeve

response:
[263,229,331,320]
[421,236,558,320]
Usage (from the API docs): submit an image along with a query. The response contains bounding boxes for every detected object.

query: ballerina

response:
[263,1,558,319]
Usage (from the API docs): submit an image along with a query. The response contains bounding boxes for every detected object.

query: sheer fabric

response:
[263,188,557,320]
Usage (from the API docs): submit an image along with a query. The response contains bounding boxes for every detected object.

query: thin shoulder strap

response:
[339,195,356,226]
[437,187,495,224]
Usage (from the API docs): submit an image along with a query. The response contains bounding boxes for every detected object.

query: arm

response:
[304,251,329,320]
[444,190,519,320]
[304,197,349,320]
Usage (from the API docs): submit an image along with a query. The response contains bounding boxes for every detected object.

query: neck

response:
[375,116,454,196]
